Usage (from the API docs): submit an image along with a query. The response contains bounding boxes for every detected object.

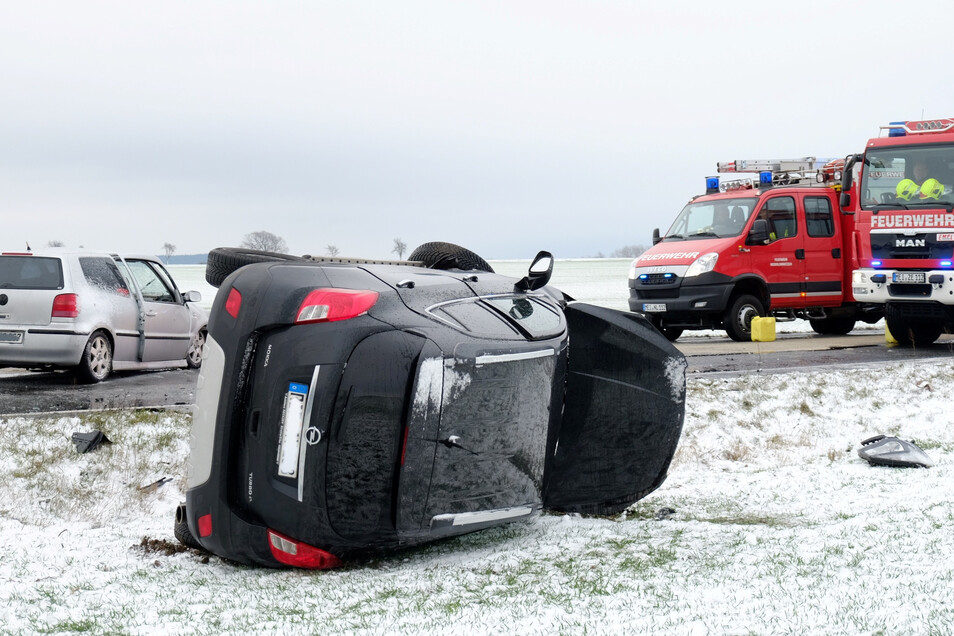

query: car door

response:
[750,195,808,309]
[543,303,686,515]
[121,259,193,362]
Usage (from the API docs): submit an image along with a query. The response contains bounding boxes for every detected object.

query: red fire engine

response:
[629,157,883,341]
[848,118,954,344]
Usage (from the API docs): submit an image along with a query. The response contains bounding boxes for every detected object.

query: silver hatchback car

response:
[0,250,208,382]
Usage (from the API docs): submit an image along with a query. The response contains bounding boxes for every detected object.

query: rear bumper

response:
[0,328,89,366]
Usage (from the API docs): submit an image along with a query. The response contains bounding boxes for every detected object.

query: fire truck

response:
[628,157,883,341]
[847,118,954,345]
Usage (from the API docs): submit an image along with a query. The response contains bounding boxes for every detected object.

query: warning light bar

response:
[883,118,954,137]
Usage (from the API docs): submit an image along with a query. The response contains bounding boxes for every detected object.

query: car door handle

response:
[795,249,805,260]
[145,310,158,317]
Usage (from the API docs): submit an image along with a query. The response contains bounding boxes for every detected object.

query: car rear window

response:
[485,296,563,339]
[80,257,130,296]
[0,256,64,290]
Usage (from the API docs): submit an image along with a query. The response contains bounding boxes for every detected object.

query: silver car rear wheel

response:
[76,331,113,383]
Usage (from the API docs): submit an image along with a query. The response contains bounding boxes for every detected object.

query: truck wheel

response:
[809,317,856,335]
[886,305,942,346]
[650,318,684,341]
[724,294,764,342]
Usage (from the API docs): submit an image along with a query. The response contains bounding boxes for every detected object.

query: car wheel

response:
[205,248,304,287]
[76,331,112,383]
[809,317,856,335]
[408,242,495,273]
[174,503,204,550]
[724,294,764,342]
[186,328,207,369]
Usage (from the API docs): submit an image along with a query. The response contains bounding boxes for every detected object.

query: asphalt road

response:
[2,331,954,416]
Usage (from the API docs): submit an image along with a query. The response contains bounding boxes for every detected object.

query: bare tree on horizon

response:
[241,230,288,253]
[392,238,407,260]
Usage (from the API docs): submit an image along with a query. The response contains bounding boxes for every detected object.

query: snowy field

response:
[2,356,953,634]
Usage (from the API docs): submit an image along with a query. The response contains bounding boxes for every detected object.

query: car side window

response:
[805,196,835,237]
[125,260,177,303]
[80,257,130,296]
[757,196,797,242]
[431,300,522,339]
[484,296,563,339]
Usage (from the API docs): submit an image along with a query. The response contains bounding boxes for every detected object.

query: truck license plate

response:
[893,272,926,284]
[642,303,667,312]
[0,330,23,344]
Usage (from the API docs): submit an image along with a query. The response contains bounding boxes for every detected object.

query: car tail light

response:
[51,293,79,318]
[225,288,242,318]
[198,513,213,537]
[295,288,378,324]
[267,529,343,569]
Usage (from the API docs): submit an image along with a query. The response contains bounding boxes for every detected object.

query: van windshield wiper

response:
[665,233,685,240]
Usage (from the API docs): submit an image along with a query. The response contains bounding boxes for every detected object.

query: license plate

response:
[893,272,926,284]
[0,330,23,344]
[642,303,667,312]
[276,382,309,478]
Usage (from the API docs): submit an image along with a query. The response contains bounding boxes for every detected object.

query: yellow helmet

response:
[896,179,919,200]
[920,178,944,200]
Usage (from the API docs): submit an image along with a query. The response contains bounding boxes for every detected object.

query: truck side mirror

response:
[840,192,851,208]
[652,228,661,245]
[747,219,770,245]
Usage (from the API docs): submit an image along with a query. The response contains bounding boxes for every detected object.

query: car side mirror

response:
[183,290,202,303]
[747,219,770,245]
[514,251,553,292]
[652,228,661,245]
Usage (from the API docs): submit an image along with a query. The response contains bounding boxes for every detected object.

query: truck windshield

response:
[860,145,954,208]
[664,197,758,240]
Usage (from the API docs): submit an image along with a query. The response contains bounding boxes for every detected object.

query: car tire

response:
[408,242,495,273]
[205,248,305,287]
[75,331,112,383]
[724,294,764,342]
[174,503,204,550]
[186,328,207,369]
[809,317,856,335]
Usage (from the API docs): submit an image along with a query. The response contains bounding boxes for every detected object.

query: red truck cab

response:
[629,162,882,341]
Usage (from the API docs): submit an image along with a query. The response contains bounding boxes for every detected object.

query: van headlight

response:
[685,252,719,278]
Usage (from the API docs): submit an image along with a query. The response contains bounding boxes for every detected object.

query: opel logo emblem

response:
[305,427,322,445]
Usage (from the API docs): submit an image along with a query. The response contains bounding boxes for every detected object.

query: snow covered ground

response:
[2,355,953,635]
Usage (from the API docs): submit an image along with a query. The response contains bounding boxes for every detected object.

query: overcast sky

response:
[2,1,952,260]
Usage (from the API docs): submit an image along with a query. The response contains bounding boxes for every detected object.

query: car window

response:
[124,260,177,303]
[484,296,563,339]
[80,257,130,296]
[431,300,522,339]
[0,256,64,290]
[757,196,797,242]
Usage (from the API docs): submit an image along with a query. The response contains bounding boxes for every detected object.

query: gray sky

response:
[3,1,952,259]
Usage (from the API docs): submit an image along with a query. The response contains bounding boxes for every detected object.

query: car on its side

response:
[0,249,208,382]
[178,243,687,569]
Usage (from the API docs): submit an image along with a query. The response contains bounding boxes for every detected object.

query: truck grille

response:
[887,284,932,298]
[636,273,679,285]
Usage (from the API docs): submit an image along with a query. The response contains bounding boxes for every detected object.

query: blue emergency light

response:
[942,261,952,267]
[871,260,882,267]
[759,171,773,186]
[706,177,720,194]
[888,121,907,138]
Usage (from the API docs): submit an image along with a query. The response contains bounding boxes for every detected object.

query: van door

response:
[750,195,807,309]
[799,193,844,306]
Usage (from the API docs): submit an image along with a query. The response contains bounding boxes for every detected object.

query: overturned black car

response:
[178,243,686,568]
